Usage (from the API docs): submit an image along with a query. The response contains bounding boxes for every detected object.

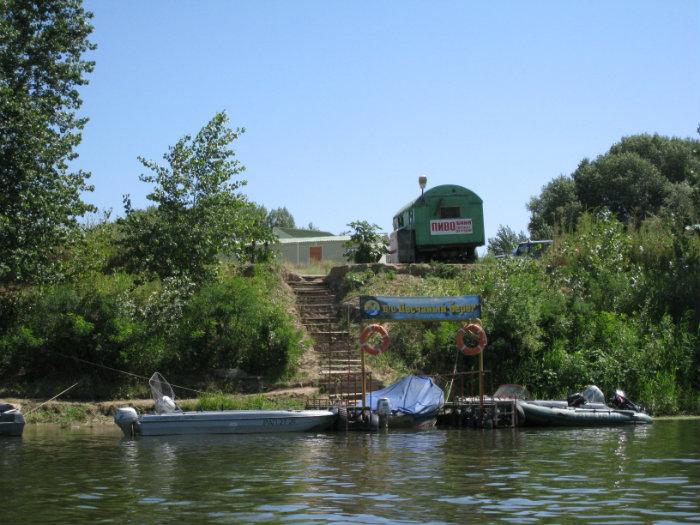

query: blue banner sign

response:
[360,295,481,322]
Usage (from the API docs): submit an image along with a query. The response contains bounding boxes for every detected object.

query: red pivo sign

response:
[430,219,473,235]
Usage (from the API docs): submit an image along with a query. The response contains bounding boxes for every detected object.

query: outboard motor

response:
[376,398,392,430]
[610,389,645,413]
[115,407,139,437]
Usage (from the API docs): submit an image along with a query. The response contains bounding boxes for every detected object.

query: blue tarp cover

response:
[362,375,445,416]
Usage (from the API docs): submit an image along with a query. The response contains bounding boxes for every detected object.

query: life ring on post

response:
[360,324,390,356]
[456,323,487,356]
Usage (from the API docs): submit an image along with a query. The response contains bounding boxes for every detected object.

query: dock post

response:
[479,352,484,411]
[360,338,366,418]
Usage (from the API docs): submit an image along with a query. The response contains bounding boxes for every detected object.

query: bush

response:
[0,273,161,397]
[172,267,304,380]
[0,263,306,398]
[343,212,699,413]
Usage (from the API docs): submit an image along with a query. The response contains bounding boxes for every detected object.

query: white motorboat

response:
[115,408,335,436]
[115,373,335,437]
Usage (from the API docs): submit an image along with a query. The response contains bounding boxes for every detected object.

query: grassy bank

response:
[0,262,309,400]
[11,388,316,426]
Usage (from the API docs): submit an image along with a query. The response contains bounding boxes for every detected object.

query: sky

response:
[76,1,700,248]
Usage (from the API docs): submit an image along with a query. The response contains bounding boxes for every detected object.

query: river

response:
[1,420,698,523]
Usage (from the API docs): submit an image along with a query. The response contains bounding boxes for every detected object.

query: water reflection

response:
[0,421,698,523]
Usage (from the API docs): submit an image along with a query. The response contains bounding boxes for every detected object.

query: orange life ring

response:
[360,324,390,356]
[456,323,487,356]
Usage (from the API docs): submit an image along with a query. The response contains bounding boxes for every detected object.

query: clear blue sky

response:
[76,1,700,247]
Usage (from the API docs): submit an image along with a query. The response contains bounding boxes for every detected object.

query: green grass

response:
[188,393,306,411]
[23,403,95,426]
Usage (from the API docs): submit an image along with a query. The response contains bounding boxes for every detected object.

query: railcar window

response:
[440,206,460,218]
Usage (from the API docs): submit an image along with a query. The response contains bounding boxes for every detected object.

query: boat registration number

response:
[263,418,293,427]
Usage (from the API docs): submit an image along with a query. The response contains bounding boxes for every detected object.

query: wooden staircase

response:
[288,275,381,404]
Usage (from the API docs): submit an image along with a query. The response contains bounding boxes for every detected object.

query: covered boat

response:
[361,375,445,429]
[0,403,25,437]
[115,373,335,437]
[494,385,652,427]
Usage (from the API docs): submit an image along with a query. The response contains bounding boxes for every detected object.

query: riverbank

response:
[4,386,320,426]
[7,393,700,427]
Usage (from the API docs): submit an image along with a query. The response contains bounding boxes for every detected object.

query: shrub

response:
[172,268,304,380]
[0,273,161,396]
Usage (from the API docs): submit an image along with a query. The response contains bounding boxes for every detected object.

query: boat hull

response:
[132,410,335,436]
[518,401,652,427]
[387,413,438,430]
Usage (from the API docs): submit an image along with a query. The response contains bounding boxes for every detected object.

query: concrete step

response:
[322,369,363,375]
[305,325,346,334]
[292,287,332,293]
[296,299,336,308]
[322,379,384,393]
[310,334,350,344]
[296,302,337,310]
[301,316,339,323]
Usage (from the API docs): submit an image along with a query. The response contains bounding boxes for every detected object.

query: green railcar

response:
[389,184,485,263]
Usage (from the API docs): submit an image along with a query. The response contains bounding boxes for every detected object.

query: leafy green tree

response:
[305,222,320,231]
[527,175,581,239]
[267,206,296,229]
[487,225,528,256]
[120,112,273,280]
[573,153,670,226]
[528,134,700,237]
[0,0,96,284]
[343,221,387,263]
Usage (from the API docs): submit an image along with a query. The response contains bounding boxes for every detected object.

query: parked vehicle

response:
[513,240,553,258]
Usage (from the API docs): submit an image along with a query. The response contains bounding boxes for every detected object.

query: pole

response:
[360,338,366,417]
[479,351,484,411]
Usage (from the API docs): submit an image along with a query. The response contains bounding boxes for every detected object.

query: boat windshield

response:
[581,385,605,404]
[493,384,531,400]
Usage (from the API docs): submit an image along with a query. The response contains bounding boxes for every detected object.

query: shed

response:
[272,228,351,265]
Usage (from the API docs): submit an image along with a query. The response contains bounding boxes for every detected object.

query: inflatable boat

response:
[494,385,652,427]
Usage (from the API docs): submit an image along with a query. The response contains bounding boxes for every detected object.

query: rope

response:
[24,382,80,415]
[43,349,206,396]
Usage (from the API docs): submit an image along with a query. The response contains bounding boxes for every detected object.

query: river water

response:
[1,420,698,524]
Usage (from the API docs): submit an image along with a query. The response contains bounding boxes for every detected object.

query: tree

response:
[267,207,295,229]
[0,0,96,284]
[305,222,320,231]
[573,153,670,226]
[527,134,700,237]
[487,225,528,256]
[120,111,274,280]
[343,221,387,263]
[527,175,581,239]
